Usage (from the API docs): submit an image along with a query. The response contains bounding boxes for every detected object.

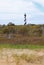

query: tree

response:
[3,26,16,39]
[19,26,29,36]
[3,26,15,34]
[7,22,15,26]
[33,26,42,36]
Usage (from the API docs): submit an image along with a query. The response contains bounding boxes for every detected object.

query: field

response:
[0,44,44,65]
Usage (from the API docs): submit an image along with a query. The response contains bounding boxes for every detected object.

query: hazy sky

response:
[0,0,44,25]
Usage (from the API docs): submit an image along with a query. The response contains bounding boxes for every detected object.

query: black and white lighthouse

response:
[24,13,27,25]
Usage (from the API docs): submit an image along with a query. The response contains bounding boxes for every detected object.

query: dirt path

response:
[0,48,44,65]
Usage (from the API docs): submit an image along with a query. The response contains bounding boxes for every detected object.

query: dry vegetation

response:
[0,49,44,65]
[0,23,44,45]
[0,37,44,45]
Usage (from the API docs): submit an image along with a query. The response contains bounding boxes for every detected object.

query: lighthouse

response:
[24,13,27,25]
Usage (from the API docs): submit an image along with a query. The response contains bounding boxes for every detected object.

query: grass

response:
[11,54,44,64]
[20,54,37,63]
[0,43,44,49]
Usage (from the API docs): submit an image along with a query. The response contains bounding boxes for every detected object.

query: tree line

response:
[0,22,44,39]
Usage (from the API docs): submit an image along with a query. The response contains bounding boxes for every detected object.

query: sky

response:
[0,0,44,25]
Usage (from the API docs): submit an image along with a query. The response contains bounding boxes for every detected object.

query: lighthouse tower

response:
[24,13,27,25]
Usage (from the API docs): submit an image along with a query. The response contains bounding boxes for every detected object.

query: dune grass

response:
[0,43,44,49]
